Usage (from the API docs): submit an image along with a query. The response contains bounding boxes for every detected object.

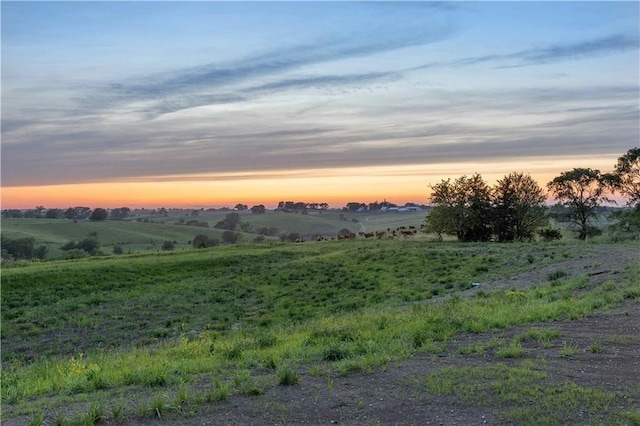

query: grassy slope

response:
[2,239,638,424]
[1,211,429,259]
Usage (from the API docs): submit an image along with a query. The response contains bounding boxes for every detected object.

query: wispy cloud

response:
[410,34,639,71]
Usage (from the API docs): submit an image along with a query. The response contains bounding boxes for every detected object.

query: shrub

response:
[161,240,175,251]
[538,228,563,241]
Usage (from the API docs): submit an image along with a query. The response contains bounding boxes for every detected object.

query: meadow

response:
[0,211,427,260]
[2,231,639,425]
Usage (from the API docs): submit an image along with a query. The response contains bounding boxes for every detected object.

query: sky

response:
[2,1,639,209]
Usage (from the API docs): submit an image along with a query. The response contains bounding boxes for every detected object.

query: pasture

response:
[0,211,428,260]
[1,237,639,425]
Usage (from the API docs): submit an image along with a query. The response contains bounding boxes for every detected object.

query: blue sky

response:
[1,1,639,207]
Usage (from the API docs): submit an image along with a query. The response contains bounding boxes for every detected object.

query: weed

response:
[496,342,524,358]
[322,344,351,361]
[80,401,104,425]
[173,383,189,412]
[210,380,230,401]
[277,366,300,386]
[149,394,166,419]
[547,270,569,281]
[110,402,126,421]
[560,342,581,358]
[590,342,602,354]
[27,411,46,426]
[516,327,562,346]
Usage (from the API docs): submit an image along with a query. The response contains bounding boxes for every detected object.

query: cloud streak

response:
[410,33,639,71]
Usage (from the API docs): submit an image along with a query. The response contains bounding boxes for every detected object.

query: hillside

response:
[2,238,638,424]
[0,211,429,260]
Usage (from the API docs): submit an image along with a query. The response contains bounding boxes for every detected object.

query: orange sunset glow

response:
[1,156,619,210]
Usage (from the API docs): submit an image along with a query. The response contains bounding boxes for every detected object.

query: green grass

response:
[2,239,638,422]
[423,363,625,425]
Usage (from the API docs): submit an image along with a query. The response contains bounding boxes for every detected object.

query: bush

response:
[65,249,90,259]
[222,231,240,244]
[161,240,175,251]
[538,228,563,241]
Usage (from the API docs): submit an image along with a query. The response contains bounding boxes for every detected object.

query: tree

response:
[547,168,611,240]
[45,208,62,219]
[222,230,241,244]
[234,204,248,211]
[64,206,92,220]
[89,208,109,221]
[610,147,640,206]
[491,172,548,242]
[161,240,175,251]
[192,234,210,248]
[345,202,364,212]
[2,209,24,218]
[109,207,131,220]
[1,236,47,260]
[250,205,266,214]
[425,173,492,241]
[214,212,241,230]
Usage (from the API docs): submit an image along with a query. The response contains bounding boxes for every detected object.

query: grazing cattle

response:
[375,231,386,239]
[338,232,356,240]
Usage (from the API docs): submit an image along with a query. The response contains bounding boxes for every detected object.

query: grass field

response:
[2,237,638,424]
[0,211,429,260]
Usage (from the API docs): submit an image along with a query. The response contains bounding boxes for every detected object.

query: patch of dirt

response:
[116,245,639,426]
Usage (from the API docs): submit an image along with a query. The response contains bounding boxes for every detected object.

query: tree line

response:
[425,148,639,241]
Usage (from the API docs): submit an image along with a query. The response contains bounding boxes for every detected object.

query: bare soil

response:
[117,245,639,426]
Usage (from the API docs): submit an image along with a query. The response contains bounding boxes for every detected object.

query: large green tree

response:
[491,172,548,242]
[425,173,492,241]
[547,168,610,240]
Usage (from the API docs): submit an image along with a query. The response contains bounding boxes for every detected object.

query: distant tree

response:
[319,202,329,210]
[45,208,62,219]
[112,245,124,255]
[250,204,266,214]
[547,168,611,240]
[609,147,640,206]
[222,230,241,244]
[234,204,248,211]
[60,233,100,255]
[425,173,492,241]
[2,209,24,218]
[1,235,47,260]
[158,207,168,217]
[345,202,364,212]
[491,172,548,242]
[191,209,200,217]
[89,208,109,221]
[64,206,92,220]
[214,212,241,230]
[24,207,45,218]
[192,234,210,248]
[161,240,175,251]
[109,207,131,220]
[240,222,252,232]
